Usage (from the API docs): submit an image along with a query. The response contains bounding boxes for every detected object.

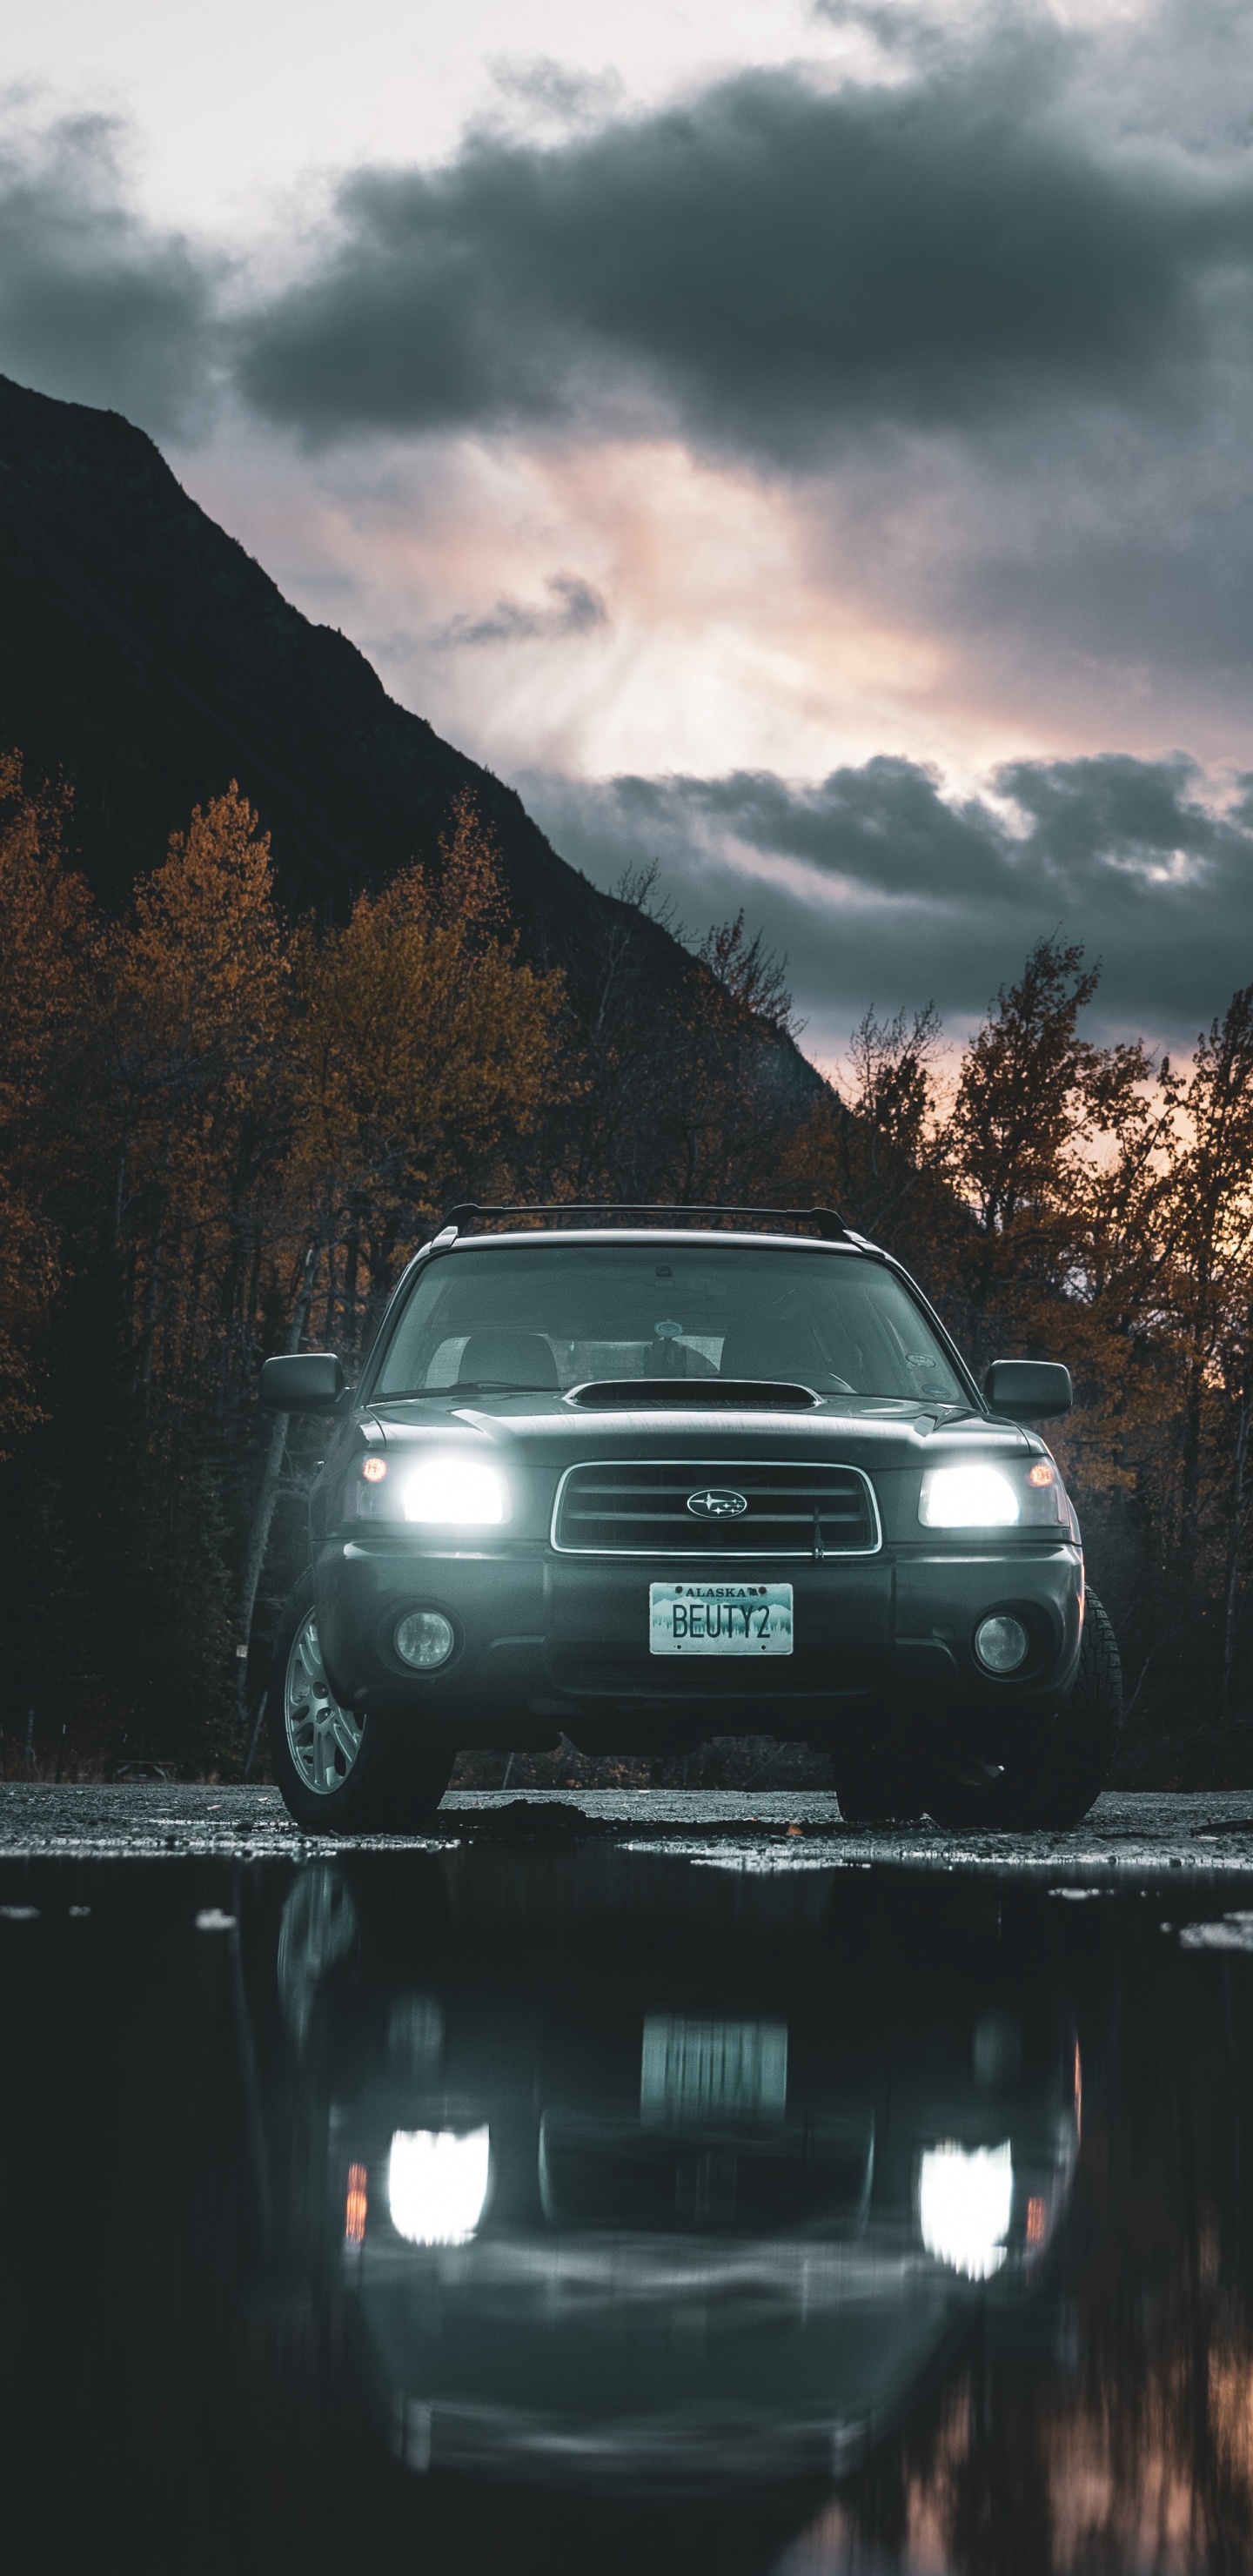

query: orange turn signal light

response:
[345,2163,368,2244]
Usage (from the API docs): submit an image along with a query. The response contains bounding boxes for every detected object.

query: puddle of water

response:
[1,1848,1251,2573]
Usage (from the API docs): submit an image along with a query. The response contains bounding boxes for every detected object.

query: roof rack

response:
[439,1202,851,1241]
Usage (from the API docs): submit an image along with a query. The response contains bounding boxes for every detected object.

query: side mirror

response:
[259,1352,348,1413]
[984,1358,1073,1422]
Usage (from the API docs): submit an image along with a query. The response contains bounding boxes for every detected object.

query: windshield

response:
[373,1242,967,1405]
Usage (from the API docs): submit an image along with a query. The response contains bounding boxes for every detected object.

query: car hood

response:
[365,1394,1031,1471]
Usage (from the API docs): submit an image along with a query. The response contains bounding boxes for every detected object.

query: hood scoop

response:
[566,1378,821,1412]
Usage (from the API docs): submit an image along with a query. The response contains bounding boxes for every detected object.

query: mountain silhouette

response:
[0,372,617,950]
[0,372,824,1115]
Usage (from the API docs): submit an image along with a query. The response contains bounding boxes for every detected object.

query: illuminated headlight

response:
[919,2140,1013,2279]
[403,1457,507,1525]
[920,1464,1020,1528]
[387,2127,491,2246]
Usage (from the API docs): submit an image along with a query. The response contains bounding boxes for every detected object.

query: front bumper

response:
[315,1536,1084,1753]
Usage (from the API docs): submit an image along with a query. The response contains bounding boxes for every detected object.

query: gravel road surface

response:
[1,1783,1252,1882]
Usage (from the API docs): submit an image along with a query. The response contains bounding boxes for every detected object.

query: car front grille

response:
[552,1459,880,1556]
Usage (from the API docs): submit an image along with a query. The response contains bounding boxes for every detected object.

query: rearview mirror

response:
[259,1352,347,1413]
[984,1358,1073,1422]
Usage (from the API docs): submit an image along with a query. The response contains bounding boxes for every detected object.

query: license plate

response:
[648,1580,793,1656]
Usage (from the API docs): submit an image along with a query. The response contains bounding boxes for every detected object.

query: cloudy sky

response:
[3,0,1252,1070]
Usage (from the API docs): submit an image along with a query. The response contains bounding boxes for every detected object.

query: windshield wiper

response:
[449,1379,556,1396]
[384,1379,558,1400]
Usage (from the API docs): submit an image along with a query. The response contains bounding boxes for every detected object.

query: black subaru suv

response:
[259,1207,1121,1835]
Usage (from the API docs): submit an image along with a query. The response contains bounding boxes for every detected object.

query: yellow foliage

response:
[0,751,94,1140]
[99,783,288,1401]
[0,753,95,1452]
[286,814,564,1296]
[438,785,512,939]
[114,781,285,1073]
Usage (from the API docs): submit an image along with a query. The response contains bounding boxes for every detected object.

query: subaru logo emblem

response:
[687,1487,749,1519]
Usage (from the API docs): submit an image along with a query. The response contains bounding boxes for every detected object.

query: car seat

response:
[457,1330,560,1389]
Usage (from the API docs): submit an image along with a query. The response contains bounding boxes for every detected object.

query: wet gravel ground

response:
[2,1782,1253,1882]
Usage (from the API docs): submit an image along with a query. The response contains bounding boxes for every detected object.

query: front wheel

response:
[266,1575,456,1835]
[924,1592,1122,1832]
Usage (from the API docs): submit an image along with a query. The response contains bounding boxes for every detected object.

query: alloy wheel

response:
[284,1611,364,1794]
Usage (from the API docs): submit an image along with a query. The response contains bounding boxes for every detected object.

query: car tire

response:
[833,1734,926,1824]
[924,1592,1122,1833]
[266,1574,456,1835]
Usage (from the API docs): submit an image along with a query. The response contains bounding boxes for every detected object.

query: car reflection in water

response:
[269,1844,1084,2500]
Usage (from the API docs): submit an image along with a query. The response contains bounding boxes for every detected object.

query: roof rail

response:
[439,1202,850,1241]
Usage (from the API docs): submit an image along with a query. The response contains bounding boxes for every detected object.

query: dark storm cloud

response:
[0,112,218,433]
[521,754,1253,1048]
[435,572,608,648]
[6,25,1252,470]
[234,46,1253,452]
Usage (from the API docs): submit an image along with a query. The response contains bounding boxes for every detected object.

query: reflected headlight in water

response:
[402,1459,507,1525]
[919,1465,1020,1528]
[387,2127,491,2245]
[919,2141,1013,2279]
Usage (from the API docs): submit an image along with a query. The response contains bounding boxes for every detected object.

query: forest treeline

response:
[2,749,1252,1781]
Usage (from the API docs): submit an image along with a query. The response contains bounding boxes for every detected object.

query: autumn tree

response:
[0,753,94,1453]
[95,782,290,1419]
[1122,985,1253,1716]
[18,785,291,1764]
[545,867,822,1209]
[284,800,565,1350]
[829,1002,955,1265]
[945,937,1107,1359]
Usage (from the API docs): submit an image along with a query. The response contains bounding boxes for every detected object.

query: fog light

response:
[395,1610,455,1671]
[975,1613,1029,1674]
